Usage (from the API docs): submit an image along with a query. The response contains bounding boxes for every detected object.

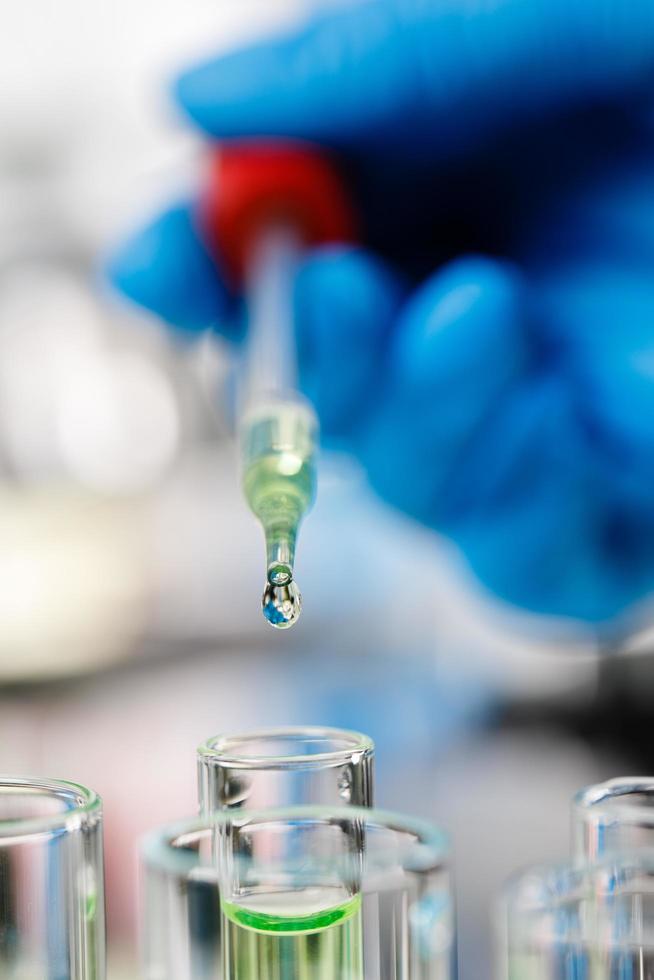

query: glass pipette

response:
[240,224,317,628]
[202,143,355,628]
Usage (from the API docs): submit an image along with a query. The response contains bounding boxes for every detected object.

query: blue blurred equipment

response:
[109,0,654,623]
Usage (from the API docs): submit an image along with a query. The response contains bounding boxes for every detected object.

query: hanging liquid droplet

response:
[262,579,302,629]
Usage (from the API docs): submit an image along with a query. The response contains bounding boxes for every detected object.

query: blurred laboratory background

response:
[1,1,653,978]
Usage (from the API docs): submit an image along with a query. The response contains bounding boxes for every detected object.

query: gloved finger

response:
[441,374,597,619]
[452,370,654,622]
[538,261,654,502]
[509,136,654,506]
[358,256,529,522]
[376,309,654,624]
[294,245,405,439]
[454,436,654,623]
[175,0,654,157]
[107,202,234,334]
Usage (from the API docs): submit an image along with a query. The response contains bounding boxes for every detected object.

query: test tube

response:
[0,775,105,978]
[496,852,654,979]
[572,776,654,862]
[142,728,374,980]
[142,806,454,980]
[197,726,375,813]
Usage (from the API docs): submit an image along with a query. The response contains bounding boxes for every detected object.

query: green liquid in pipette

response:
[243,452,315,531]
[242,402,317,628]
[222,891,362,980]
[242,410,316,527]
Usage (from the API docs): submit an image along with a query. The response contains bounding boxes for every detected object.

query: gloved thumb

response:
[175,0,654,157]
[359,255,530,522]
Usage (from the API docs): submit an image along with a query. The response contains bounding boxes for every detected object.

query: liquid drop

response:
[262,579,302,629]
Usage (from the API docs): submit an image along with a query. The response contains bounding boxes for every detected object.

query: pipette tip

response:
[267,561,293,586]
[262,579,302,629]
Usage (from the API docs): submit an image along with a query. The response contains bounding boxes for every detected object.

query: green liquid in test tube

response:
[218,803,366,980]
[142,805,454,980]
[192,730,374,980]
[222,891,362,980]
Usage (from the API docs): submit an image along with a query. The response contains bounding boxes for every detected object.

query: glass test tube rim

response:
[141,803,450,878]
[499,850,654,947]
[0,774,101,839]
[573,775,654,829]
[197,726,375,771]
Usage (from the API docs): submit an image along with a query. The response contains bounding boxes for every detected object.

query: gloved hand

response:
[109,0,654,623]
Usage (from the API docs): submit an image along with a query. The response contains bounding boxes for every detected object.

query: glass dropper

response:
[240,224,318,628]
[201,142,356,628]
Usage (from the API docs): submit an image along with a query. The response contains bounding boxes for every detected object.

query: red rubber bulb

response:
[200,142,357,287]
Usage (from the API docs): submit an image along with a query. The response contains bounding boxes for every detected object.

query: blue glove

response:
[109,0,654,623]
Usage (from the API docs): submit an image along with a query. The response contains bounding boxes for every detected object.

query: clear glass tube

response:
[142,728,374,980]
[141,805,454,980]
[240,228,316,628]
[572,776,654,862]
[0,775,105,979]
[197,726,375,813]
[497,852,654,979]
